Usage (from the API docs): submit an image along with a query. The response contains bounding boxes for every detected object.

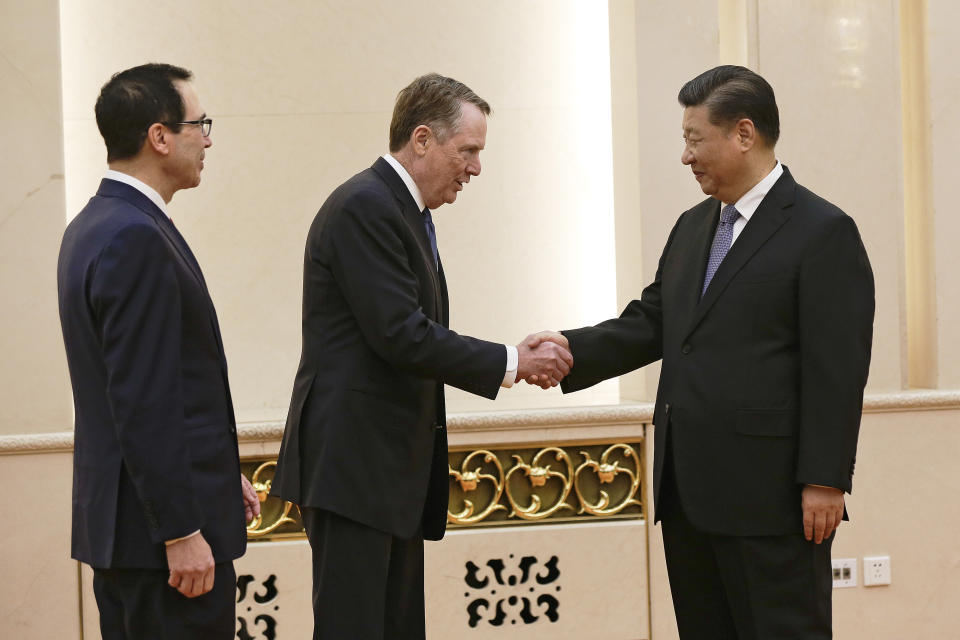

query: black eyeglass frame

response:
[163,118,213,136]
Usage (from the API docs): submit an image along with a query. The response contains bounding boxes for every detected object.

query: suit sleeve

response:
[91,223,204,543]
[324,192,506,399]
[796,214,875,492]
[560,218,679,393]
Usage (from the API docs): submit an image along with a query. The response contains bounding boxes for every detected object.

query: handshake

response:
[515,331,573,389]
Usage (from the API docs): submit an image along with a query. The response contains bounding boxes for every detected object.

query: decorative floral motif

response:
[505,448,576,520]
[236,573,279,639]
[574,444,643,516]
[448,450,508,524]
[463,554,562,628]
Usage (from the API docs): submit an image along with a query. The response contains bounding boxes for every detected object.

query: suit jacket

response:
[561,167,874,536]
[57,179,246,569]
[271,157,506,541]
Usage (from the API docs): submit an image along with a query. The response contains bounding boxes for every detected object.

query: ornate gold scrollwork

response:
[574,444,643,516]
[448,450,508,525]
[245,461,299,538]
[505,447,575,520]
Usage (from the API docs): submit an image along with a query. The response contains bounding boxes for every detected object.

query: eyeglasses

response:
[164,118,213,136]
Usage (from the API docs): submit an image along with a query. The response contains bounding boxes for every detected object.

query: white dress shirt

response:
[382,154,518,387]
[104,169,170,218]
[724,160,784,246]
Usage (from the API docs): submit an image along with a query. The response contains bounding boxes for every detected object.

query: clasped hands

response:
[515,331,572,389]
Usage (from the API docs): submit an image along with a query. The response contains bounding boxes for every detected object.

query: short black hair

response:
[678,65,779,146]
[94,63,193,162]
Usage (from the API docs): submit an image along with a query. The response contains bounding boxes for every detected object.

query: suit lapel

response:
[371,159,443,320]
[675,200,721,326]
[684,168,797,337]
[97,180,207,290]
[97,180,232,404]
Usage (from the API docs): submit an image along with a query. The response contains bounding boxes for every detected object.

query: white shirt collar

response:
[104,169,169,218]
[724,160,783,222]
[382,153,426,213]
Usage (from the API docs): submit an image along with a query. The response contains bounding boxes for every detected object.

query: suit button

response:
[229,425,237,435]
[681,344,691,354]
[664,403,671,414]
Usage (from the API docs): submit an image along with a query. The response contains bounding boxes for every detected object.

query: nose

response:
[467,156,481,177]
[681,147,693,165]
[204,134,213,149]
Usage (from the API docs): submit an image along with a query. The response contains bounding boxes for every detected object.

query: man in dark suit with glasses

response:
[58,63,260,639]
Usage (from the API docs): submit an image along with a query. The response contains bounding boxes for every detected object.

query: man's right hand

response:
[166,533,215,598]
[516,332,573,389]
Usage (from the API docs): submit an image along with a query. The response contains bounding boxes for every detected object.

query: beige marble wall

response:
[927,0,960,388]
[424,521,649,638]
[627,0,723,401]
[0,451,79,637]
[755,0,905,392]
[0,0,72,435]
[831,407,960,638]
[58,0,622,423]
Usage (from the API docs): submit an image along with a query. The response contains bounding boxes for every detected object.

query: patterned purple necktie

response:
[701,204,739,297]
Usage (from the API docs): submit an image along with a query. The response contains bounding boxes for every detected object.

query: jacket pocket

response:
[735,409,797,437]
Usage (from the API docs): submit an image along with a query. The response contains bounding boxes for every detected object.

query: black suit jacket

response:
[271,158,506,540]
[562,167,874,536]
[58,179,246,569]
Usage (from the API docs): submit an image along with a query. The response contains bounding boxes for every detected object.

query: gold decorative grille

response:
[447,442,644,528]
[242,440,645,540]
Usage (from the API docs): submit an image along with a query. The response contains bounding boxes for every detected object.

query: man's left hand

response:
[801,484,844,544]
[241,474,261,524]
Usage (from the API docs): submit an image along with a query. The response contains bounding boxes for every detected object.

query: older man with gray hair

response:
[271,73,572,639]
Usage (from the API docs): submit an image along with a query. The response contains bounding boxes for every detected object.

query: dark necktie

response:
[422,207,439,268]
[701,204,739,297]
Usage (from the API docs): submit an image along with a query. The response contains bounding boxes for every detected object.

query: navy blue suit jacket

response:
[58,179,246,569]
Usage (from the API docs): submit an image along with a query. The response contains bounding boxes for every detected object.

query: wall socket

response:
[863,555,892,586]
[832,558,857,588]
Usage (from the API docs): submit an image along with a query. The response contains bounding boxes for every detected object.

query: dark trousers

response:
[93,562,236,640]
[301,507,426,640]
[659,441,833,640]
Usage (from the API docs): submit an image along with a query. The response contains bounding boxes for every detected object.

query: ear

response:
[145,122,172,156]
[411,124,432,157]
[735,118,756,151]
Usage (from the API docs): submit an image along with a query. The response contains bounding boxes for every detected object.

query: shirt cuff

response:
[164,530,201,546]
[501,345,518,388]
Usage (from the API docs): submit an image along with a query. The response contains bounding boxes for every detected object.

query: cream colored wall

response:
[58,0,622,422]
[0,450,79,636]
[832,407,960,638]
[0,0,72,435]
[927,0,960,388]
[756,0,905,392]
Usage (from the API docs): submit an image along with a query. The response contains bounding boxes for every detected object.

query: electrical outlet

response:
[831,558,857,588]
[863,555,891,586]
